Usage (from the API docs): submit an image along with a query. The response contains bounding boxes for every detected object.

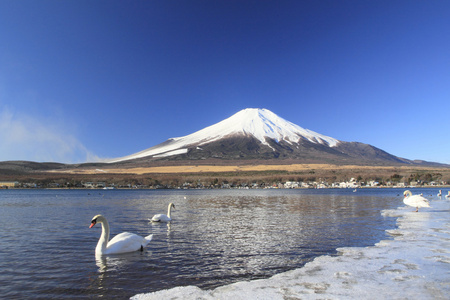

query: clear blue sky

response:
[1,1,449,164]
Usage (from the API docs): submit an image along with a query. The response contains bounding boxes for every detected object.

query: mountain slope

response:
[107,108,420,166]
[109,108,340,163]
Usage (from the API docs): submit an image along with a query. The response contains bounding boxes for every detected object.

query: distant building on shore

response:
[0,181,20,188]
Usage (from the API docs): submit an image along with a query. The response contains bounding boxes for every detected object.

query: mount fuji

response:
[108,108,414,166]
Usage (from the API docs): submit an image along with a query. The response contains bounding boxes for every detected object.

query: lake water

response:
[0,188,418,299]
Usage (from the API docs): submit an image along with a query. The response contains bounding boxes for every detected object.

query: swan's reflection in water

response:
[150,220,172,236]
[89,255,108,294]
[95,251,151,272]
[95,254,108,272]
[91,251,154,298]
[92,254,124,293]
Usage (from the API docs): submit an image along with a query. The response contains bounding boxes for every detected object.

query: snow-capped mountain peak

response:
[224,108,339,147]
[179,108,339,147]
[108,108,340,163]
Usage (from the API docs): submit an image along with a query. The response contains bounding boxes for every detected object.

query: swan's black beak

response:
[89,219,97,228]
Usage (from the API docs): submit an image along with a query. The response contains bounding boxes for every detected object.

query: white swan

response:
[89,214,153,255]
[446,191,450,199]
[438,190,442,197]
[150,203,175,222]
[403,190,430,212]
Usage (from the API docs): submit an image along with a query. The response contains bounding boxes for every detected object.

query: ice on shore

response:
[132,199,450,300]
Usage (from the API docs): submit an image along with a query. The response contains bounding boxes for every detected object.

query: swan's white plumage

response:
[105,232,152,254]
[403,190,430,212]
[150,203,175,222]
[151,214,171,222]
[90,214,152,255]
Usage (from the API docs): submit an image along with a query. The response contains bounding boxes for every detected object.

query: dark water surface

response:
[0,188,419,299]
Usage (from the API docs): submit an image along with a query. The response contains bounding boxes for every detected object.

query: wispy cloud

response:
[0,107,100,163]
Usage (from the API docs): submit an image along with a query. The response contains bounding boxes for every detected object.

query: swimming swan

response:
[403,190,430,212]
[150,203,175,222]
[90,214,153,255]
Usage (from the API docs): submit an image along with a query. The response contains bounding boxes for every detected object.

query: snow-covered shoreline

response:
[132,198,450,300]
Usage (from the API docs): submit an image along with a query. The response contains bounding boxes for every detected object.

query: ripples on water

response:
[0,188,408,298]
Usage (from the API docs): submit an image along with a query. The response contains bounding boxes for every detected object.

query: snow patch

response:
[153,148,188,158]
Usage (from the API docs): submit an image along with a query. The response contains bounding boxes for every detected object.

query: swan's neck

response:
[96,220,110,255]
[167,204,172,218]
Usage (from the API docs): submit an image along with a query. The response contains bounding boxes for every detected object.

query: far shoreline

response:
[2,186,450,190]
[2,163,449,190]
